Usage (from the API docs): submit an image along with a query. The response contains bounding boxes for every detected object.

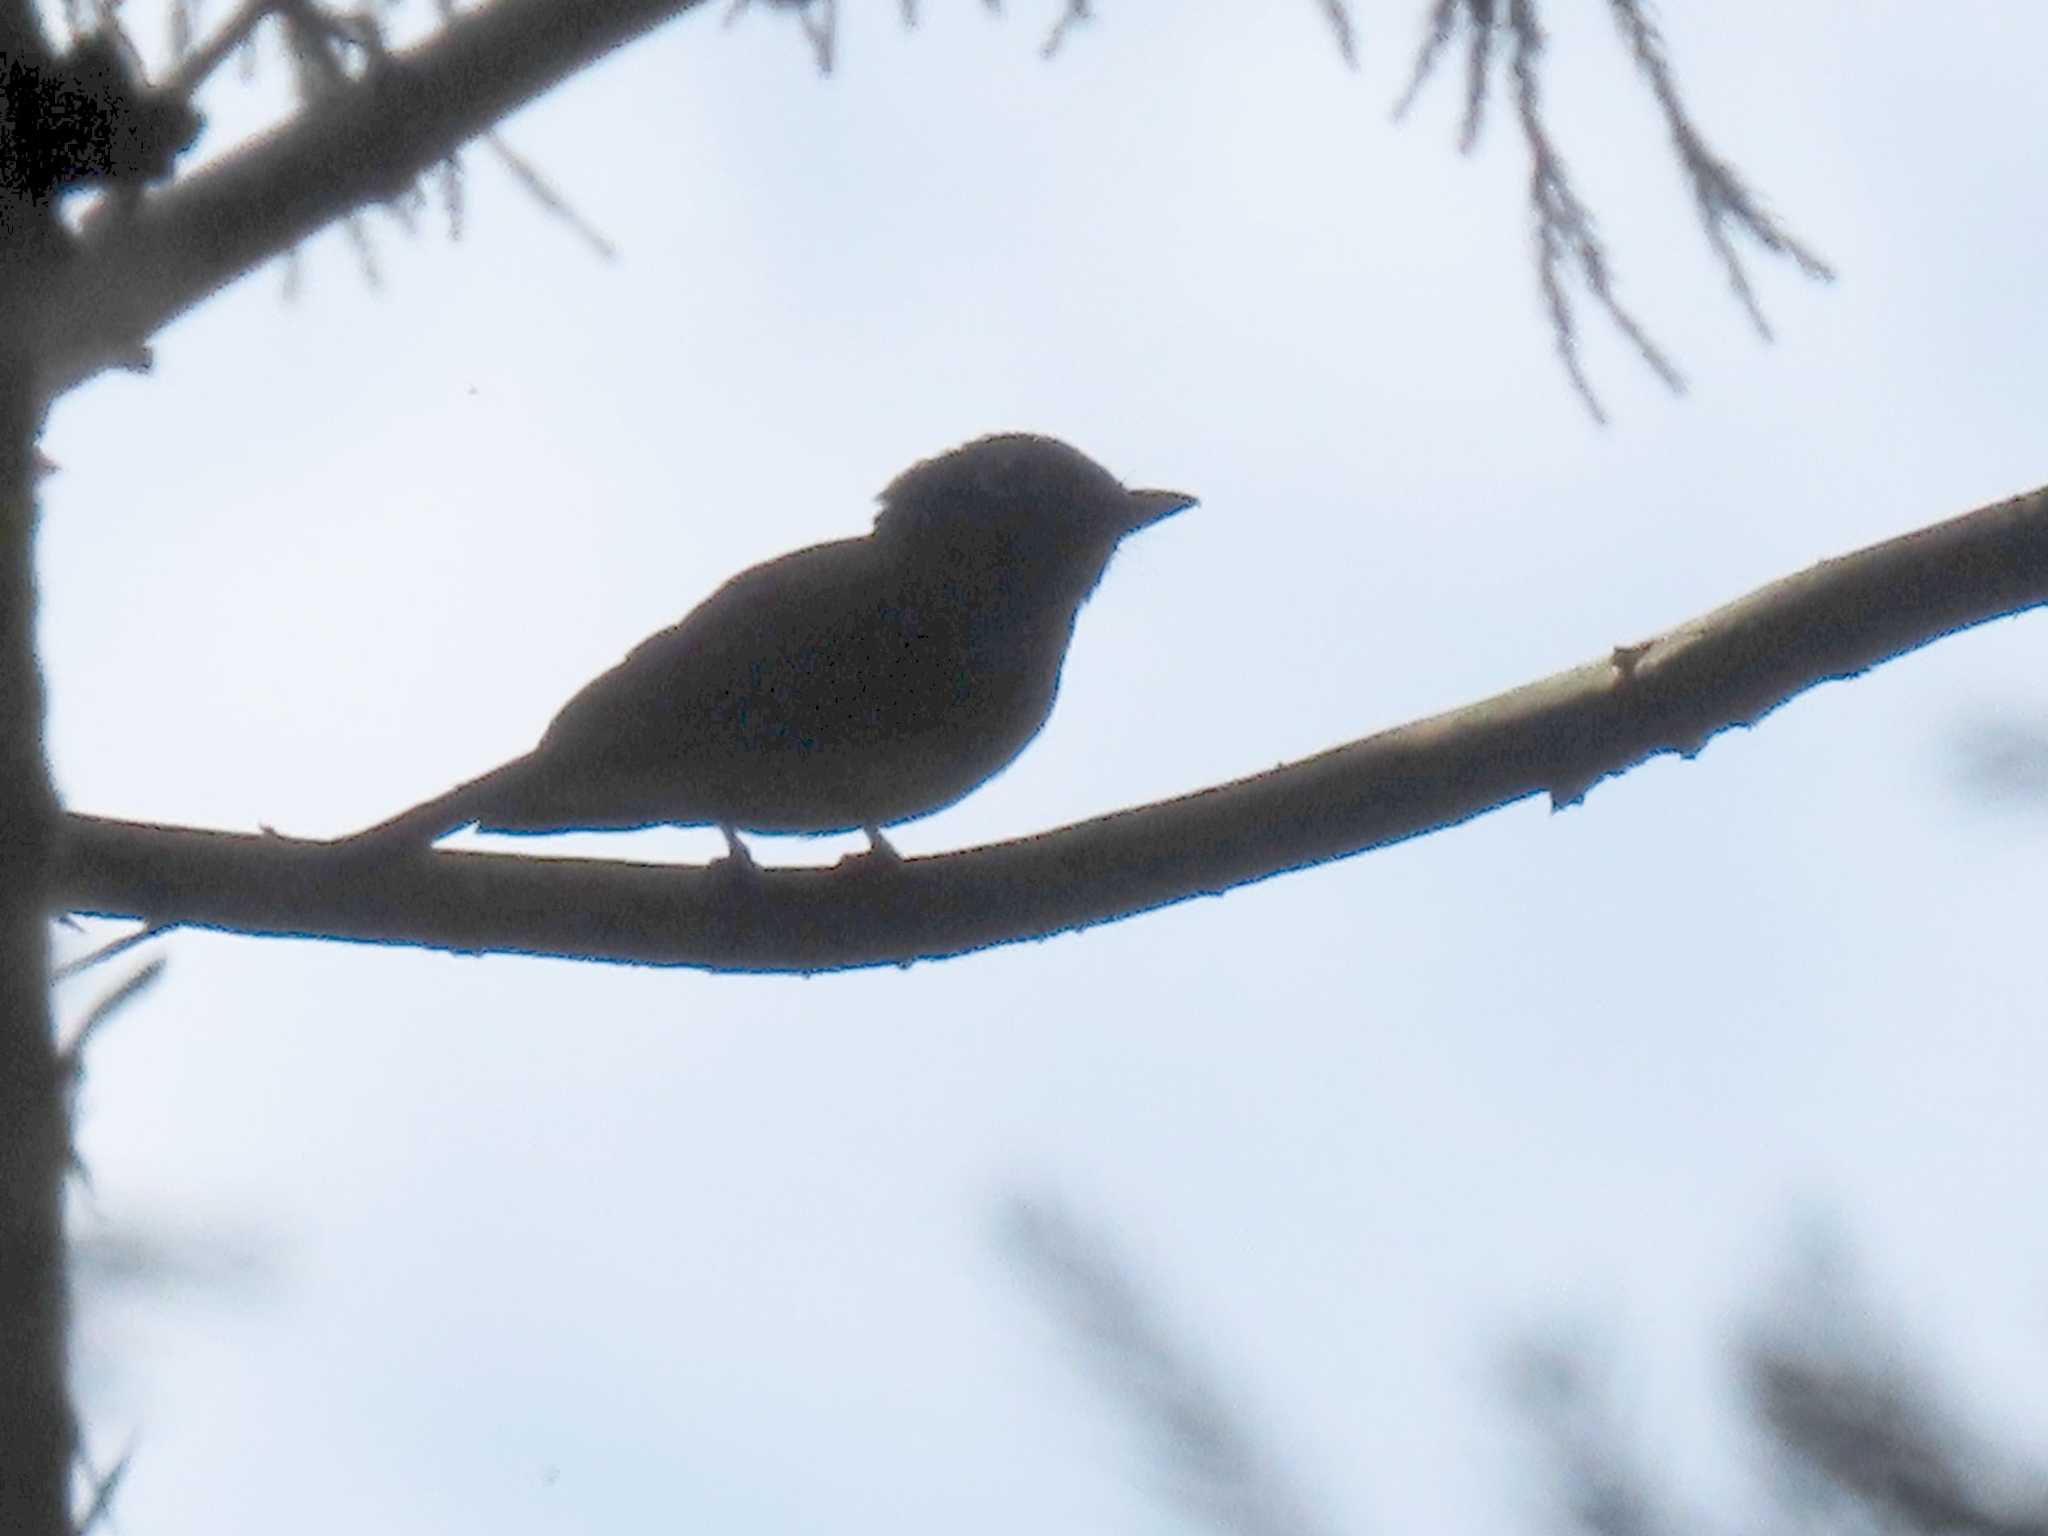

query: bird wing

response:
[565,534,1002,743]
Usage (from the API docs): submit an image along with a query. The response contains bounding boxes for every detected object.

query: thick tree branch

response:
[37,0,711,401]
[51,483,2048,972]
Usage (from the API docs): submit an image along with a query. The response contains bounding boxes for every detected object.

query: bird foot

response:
[834,825,903,870]
[714,825,759,876]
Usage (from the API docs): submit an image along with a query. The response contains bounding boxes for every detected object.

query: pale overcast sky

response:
[41,2,2048,1531]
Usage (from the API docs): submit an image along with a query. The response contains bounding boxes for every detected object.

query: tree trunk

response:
[0,360,69,1534]
[2,3,76,1512]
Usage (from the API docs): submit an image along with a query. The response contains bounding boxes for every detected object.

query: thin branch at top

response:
[1397,0,1831,419]
[35,0,715,402]
[1604,0,1834,339]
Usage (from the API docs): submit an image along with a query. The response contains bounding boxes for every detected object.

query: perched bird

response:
[342,433,1195,860]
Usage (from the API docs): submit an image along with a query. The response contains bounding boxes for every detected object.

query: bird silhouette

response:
[342,433,1195,861]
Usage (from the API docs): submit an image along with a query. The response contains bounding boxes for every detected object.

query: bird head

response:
[872,434,1197,561]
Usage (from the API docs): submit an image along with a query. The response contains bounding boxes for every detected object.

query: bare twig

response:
[50,923,167,982]
[1517,1246,2048,1536]
[1316,0,1356,69]
[1742,1263,2048,1536]
[1003,1195,1336,1536]
[436,150,465,241]
[340,208,382,285]
[1393,0,1463,120]
[1395,0,1829,418]
[1507,1338,1675,1536]
[57,959,165,1083]
[723,0,834,73]
[169,0,199,60]
[71,1439,135,1535]
[1456,0,1495,150]
[1507,0,1681,422]
[161,0,283,99]
[1040,0,1088,59]
[1605,0,1835,339]
[483,131,617,260]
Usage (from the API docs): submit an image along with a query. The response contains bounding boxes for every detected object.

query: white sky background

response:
[36,0,2048,1529]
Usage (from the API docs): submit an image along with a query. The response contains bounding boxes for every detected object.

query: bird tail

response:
[331,755,539,858]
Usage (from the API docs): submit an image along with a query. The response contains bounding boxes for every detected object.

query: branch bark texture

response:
[53,482,2048,972]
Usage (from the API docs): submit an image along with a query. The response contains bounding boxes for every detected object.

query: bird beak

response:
[1123,487,1199,530]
